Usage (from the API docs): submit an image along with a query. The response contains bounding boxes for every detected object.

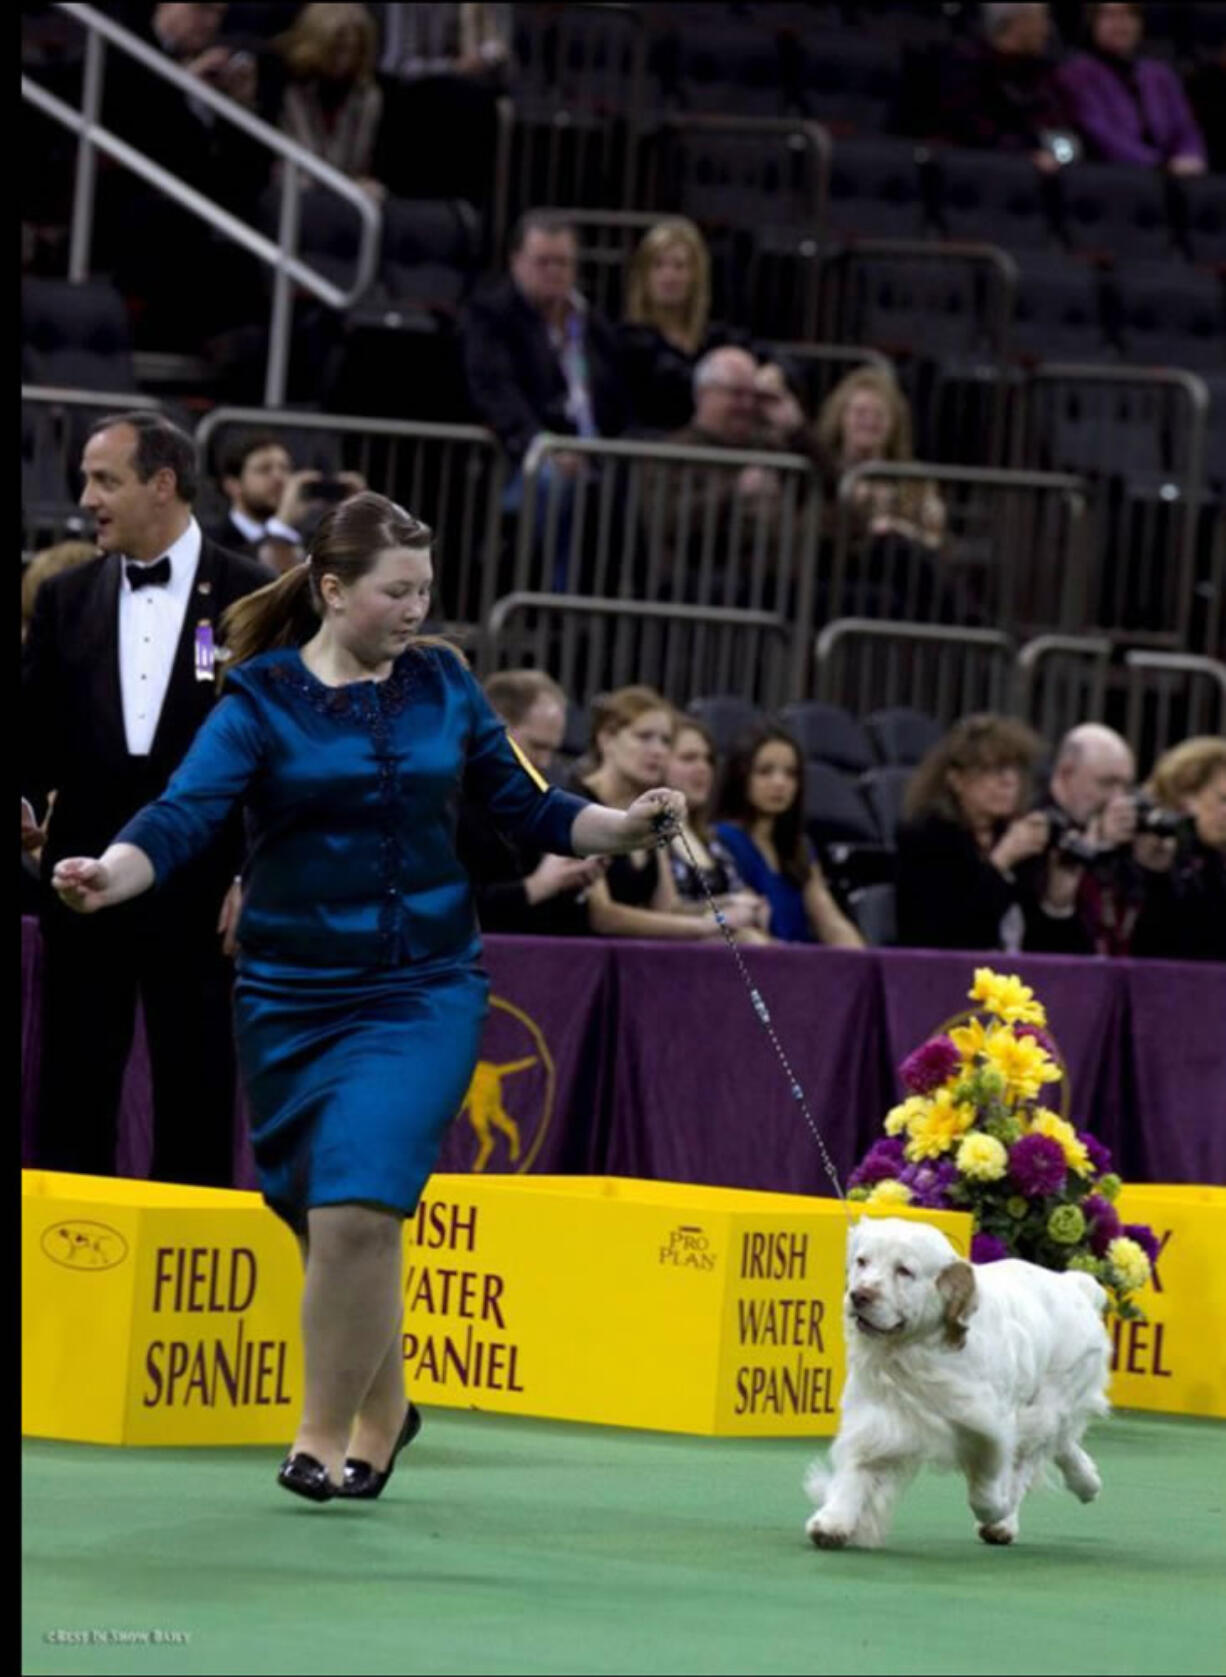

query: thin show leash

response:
[651,809,852,1218]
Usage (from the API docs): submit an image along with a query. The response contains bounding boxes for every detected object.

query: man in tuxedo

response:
[22,412,271,1185]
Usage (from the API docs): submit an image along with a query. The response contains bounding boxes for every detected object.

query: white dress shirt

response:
[118,518,201,756]
[227,507,301,549]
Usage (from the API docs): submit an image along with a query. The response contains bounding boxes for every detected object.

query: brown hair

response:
[1148,737,1226,810]
[278,2,377,82]
[588,685,675,758]
[624,219,711,355]
[220,491,435,673]
[22,540,96,633]
[903,713,1044,825]
[815,366,913,467]
[715,725,809,886]
[484,668,567,725]
[670,716,720,844]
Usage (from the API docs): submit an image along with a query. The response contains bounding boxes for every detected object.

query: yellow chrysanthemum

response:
[969,968,1047,1027]
[955,1132,1008,1181]
[866,1179,913,1207]
[1106,1236,1151,1293]
[1031,1108,1091,1175]
[884,1095,929,1137]
[949,1015,993,1063]
[905,1088,976,1160]
[982,1030,1062,1103]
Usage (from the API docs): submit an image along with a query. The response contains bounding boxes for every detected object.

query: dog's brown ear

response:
[936,1261,978,1350]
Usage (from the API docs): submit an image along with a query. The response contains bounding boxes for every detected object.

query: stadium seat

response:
[934,149,1056,251]
[1177,174,1226,268]
[21,276,137,392]
[825,137,928,242]
[864,706,941,766]
[1109,262,1226,369]
[858,765,913,846]
[686,695,765,754]
[847,879,898,946]
[796,32,901,132]
[379,198,482,309]
[1010,254,1113,363]
[778,701,875,773]
[802,761,879,846]
[1056,162,1174,262]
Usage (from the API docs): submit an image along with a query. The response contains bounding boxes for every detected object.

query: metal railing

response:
[817,239,1019,363]
[1013,634,1112,741]
[484,592,791,710]
[1011,364,1209,650]
[195,409,505,628]
[512,432,822,702]
[830,461,1088,636]
[536,208,665,322]
[1124,651,1226,770]
[22,2,381,407]
[22,383,165,553]
[815,619,1015,723]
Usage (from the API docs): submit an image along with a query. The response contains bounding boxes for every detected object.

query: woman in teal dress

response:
[51,492,685,1506]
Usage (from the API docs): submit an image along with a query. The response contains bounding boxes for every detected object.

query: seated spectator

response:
[1026,722,1198,958]
[939,2,1079,173]
[206,433,367,570]
[456,670,605,936]
[666,717,772,933]
[713,727,865,947]
[376,3,509,205]
[461,213,630,480]
[572,688,749,942]
[895,713,1051,952]
[617,219,749,434]
[1133,736,1226,963]
[813,367,946,551]
[1057,3,1207,173]
[21,541,95,644]
[276,4,388,202]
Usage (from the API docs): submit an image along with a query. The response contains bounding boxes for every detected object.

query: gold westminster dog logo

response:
[449,996,556,1175]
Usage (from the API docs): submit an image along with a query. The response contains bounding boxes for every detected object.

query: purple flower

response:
[1123,1223,1161,1266]
[899,1036,961,1095]
[848,1137,907,1190]
[899,1158,958,1209]
[1008,1133,1068,1197]
[1083,1193,1121,1257]
[972,1232,1010,1264]
[1079,1132,1114,1177]
[1014,1023,1059,1059]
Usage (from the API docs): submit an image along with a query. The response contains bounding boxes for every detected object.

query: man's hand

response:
[550,451,586,479]
[335,471,368,498]
[275,469,324,531]
[523,853,606,905]
[217,879,243,957]
[990,811,1050,873]
[736,465,780,500]
[1090,793,1137,852]
[1169,154,1206,177]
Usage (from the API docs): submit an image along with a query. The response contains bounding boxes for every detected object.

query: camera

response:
[1131,794,1185,840]
[308,477,349,504]
[1042,805,1100,866]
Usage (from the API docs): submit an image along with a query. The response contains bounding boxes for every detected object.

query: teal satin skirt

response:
[234,944,489,1232]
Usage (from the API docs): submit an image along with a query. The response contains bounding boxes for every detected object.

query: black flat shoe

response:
[277,1451,339,1503]
[340,1402,423,1500]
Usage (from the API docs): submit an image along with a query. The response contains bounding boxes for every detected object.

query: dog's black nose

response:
[850,1287,876,1311]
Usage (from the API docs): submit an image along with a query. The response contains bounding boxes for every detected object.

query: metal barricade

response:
[817,240,1018,363]
[830,461,1087,637]
[510,433,822,702]
[1124,651,1226,770]
[814,619,1015,723]
[499,3,648,236]
[1013,365,1210,650]
[484,592,791,711]
[194,409,505,630]
[22,383,165,554]
[525,209,664,322]
[1014,634,1112,744]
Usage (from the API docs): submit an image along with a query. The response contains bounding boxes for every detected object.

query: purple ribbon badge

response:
[194,620,216,681]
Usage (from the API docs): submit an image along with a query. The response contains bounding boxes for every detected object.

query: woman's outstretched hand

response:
[620,789,688,850]
[51,857,113,913]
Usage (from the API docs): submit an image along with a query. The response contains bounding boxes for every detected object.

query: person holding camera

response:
[1023,723,1178,957]
[208,432,367,573]
[1131,736,1226,964]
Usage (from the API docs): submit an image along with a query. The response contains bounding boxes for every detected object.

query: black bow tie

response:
[126,556,171,590]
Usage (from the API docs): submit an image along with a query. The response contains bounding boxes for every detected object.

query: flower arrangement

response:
[848,967,1158,1320]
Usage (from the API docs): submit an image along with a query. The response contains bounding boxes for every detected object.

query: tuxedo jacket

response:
[22,537,271,911]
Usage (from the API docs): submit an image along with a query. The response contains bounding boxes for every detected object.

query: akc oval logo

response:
[41,1220,129,1271]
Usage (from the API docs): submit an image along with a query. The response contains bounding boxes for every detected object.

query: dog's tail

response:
[803,1457,833,1507]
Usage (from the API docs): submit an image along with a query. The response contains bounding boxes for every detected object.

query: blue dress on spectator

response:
[714,823,813,943]
[118,645,587,1232]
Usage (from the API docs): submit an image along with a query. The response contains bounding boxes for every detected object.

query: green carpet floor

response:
[22,1410,1226,1676]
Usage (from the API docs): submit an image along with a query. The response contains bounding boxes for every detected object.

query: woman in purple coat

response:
[1057,2,1206,174]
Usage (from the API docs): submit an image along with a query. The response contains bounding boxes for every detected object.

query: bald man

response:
[1025,723,1176,957]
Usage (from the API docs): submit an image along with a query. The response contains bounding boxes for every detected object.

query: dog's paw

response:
[805,1513,850,1550]
[977,1518,1018,1546]
[1058,1447,1102,1504]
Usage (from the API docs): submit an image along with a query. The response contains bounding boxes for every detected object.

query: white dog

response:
[804,1216,1111,1549]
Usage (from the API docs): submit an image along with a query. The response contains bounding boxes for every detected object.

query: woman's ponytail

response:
[219,565,319,681]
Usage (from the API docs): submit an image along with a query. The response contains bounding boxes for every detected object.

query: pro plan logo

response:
[41,1220,129,1271]
[443,995,555,1175]
[660,1225,717,1272]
